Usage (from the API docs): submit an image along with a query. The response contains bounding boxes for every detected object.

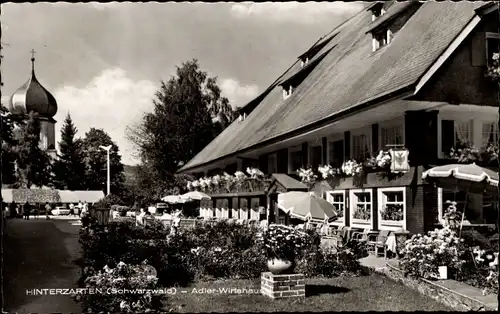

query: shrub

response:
[295,245,364,277]
[255,224,309,261]
[94,194,125,209]
[399,228,465,279]
[78,260,166,313]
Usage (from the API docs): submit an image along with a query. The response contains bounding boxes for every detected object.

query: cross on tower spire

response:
[30,48,36,73]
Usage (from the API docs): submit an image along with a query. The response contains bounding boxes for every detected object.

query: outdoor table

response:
[385,230,410,258]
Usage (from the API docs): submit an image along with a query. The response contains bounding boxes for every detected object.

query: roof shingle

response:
[180,1,485,173]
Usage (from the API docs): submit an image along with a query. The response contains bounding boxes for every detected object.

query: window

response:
[288,146,303,173]
[310,145,322,169]
[326,191,345,222]
[482,122,499,149]
[437,188,494,225]
[283,85,293,100]
[486,32,500,67]
[378,187,406,230]
[441,119,473,154]
[380,124,404,148]
[300,57,309,68]
[267,153,277,174]
[372,29,391,52]
[352,133,371,161]
[371,3,386,21]
[350,189,373,225]
[328,139,344,167]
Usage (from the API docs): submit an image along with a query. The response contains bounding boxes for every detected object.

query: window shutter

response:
[441,120,455,154]
[372,124,379,152]
[344,131,351,160]
[471,32,486,67]
[258,155,268,174]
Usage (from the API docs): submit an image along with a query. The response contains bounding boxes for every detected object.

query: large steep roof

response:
[180,1,487,173]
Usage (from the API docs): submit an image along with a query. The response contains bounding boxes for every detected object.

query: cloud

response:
[52,70,257,165]
[53,68,157,165]
[219,78,259,108]
[230,2,365,24]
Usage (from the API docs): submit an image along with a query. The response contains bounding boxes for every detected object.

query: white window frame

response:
[377,187,407,231]
[349,189,373,229]
[283,85,293,100]
[437,113,475,159]
[481,121,499,149]
[437,187,494,227]
[372,28,391,52]
[288,145,302,174]
[267,153,278,175]
[351,128,372,161]
[326,190,346,226]
[326,134,344,166]
[379,117,405,149]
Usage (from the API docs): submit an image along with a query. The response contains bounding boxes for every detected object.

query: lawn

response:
[166,273,453,312]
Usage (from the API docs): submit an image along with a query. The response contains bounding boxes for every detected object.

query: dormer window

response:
[238,112,247,122]
[370,3,386,22]
[372,28,393,52]
[282,85,293,100]
[300,57,309,68]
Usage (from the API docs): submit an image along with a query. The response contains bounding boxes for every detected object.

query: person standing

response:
[24,202,30,220]
[45,203,51,219]
[69,203,75,216]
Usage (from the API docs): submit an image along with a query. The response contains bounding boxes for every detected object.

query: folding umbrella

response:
[422,162,499,236]
[277,191,338,222]
[180,191,211,201]
[161,195,188,204]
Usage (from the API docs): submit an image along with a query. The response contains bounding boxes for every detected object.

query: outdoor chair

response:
[367,230,391,258]
[351,229,377,243]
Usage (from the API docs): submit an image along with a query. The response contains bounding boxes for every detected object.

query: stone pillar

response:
[261,272,305,299]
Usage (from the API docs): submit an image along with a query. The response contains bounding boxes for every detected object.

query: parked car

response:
[51,206,70,216]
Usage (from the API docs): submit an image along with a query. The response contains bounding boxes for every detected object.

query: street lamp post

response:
[99,145,112,196]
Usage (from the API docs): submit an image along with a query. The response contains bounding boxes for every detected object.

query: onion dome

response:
[9,54,58,119]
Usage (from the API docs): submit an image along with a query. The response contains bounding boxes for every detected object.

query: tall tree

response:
[127,59,236,201]
[1,106,17,186]
[15,111,53,188]
[82,128,125,196]
[53,113,87,190]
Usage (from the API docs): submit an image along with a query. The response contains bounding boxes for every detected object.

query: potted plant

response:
[257,224,309,274]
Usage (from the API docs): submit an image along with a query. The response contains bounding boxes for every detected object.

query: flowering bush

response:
[442,201,462,232]
[256,224,309,261]
[295,232,366,277]
[449,143,499,165]
[375,150,391,168]
[399,227,465,279]
[318,164,339,179]
[79,260,165,313]
[297,167,318,184]
[353,205,371,220]
[246,167,264,179]
[380,204,404,221]
[341,160,363,176]
[486,52,500,80]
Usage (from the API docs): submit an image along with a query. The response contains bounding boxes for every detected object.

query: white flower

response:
[493,52,499,61]
[234,171,247,181]
[318,165,338,179]
[120,300,130,310]
[186,181,193,190]
[211,175,221,185]
[117,261,126,268]
[191,180,200,187]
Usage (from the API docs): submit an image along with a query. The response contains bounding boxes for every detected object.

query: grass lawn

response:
[166,273,453,312]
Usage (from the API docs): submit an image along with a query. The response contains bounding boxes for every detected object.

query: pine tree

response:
[53,113,87,190]
[82,128,125,195]
[15,111,52,188]
[0,106,17,186]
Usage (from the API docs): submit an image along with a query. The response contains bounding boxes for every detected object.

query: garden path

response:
[3,219,82,313]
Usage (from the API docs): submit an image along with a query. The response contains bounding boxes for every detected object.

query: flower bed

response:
[79,217,366,304]
[79,260,166,313]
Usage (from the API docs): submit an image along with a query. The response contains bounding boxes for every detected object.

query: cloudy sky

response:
[1,2,365,165]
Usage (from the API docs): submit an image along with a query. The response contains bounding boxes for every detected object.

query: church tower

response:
[8,50,58,158]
